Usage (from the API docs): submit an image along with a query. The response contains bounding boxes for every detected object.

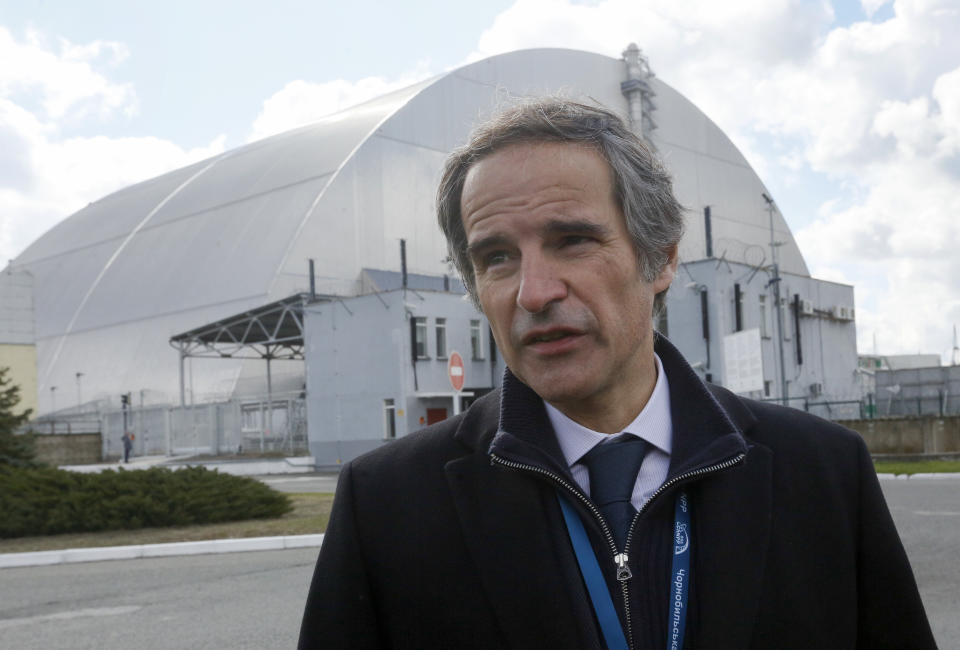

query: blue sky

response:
[1,0,958,361]
[1,0,515,147]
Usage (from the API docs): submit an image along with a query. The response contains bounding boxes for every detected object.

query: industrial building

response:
[0,268,37,418]
[303,270,506,465]
[858,353,959,418]
[7,46,858,465]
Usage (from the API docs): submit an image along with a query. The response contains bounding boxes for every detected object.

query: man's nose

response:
[516,256,567,313]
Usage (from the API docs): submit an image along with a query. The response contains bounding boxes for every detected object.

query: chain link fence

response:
[31,393,308,461]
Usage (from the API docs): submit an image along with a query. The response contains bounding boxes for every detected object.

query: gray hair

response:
[437,97,684,312]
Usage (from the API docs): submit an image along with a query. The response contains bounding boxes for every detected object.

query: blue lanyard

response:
[557,491,692,650]
[669,491,691,650]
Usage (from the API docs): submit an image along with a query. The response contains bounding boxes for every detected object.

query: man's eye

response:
[560,235,593,247]
[483,251,510,267]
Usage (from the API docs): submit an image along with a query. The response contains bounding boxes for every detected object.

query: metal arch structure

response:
[169,293,322,417]
[14,46,816,414]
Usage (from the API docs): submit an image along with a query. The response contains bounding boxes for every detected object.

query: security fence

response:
[758,397,865,421]
[31,393,308,461]
[874,365,960,417]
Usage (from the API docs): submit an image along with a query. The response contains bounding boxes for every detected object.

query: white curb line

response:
[877,472,960,480]
[0,534,324,570]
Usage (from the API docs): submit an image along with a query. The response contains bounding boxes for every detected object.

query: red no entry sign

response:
[448,351,465,392]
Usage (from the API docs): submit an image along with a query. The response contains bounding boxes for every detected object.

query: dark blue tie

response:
[580,437,648,549]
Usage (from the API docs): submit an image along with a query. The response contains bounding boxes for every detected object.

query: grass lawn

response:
[0,492,334,554]
[874,460,960,475]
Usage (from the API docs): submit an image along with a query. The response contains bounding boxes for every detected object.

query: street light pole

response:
[76,372,84,408]
[763,193,789,407]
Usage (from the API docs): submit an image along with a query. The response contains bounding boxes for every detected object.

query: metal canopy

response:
[169,292,326,410]
[169,293,320,360]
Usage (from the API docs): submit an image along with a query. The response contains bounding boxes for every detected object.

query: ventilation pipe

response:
[621,43,657,139]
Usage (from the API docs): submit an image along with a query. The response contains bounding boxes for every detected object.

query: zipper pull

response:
[614,553,632,581]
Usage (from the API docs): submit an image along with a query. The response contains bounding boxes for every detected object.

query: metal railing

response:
[758,393,960,420]
[28,394,309,460]
[758,396,872,420]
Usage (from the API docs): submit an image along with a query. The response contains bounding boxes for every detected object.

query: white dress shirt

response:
[546,353,673,510]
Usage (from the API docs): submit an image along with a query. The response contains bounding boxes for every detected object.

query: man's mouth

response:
[522,329,582,345]
[530,332,571,343]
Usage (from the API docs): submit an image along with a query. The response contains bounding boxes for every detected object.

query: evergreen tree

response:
[0,366,38,466]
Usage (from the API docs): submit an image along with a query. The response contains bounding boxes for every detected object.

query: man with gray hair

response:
[299,99,933,649]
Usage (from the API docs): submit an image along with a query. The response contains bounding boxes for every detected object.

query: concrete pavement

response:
[0,547,319,650]
[0,534,323,569]
[60,454,320,476]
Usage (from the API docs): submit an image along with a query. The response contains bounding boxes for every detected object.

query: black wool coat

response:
[299,338,935,649]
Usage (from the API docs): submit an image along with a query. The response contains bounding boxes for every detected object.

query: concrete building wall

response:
[840,416,960,455]
[33,433,103,465]
[304,288,498,467]
[0,343,37,418]
[0,269,37,417]
[666,259,858,414]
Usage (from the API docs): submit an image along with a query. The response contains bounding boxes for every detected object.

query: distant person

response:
[121,431,133,463]
[299,98,934,648]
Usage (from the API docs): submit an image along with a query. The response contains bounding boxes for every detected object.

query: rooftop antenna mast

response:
[762,192,788,406]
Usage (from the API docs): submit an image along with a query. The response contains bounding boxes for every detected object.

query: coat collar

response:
[480,333,754,487]
[447,334,772,645]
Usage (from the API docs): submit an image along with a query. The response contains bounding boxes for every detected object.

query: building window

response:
[414,317,428,359]
[241,404,261,432]
[435,318,447,359]
[384,399,397,439]
[470,319,484,360]
[759,295,768,338]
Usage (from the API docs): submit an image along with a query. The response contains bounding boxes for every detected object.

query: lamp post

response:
[50,385,57,413]
[76,372,84,408]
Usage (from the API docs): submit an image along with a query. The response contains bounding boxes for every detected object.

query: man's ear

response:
[653,245,678,292]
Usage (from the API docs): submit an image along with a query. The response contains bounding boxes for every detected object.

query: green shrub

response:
[0,465,292,538]
[0,366,39,468]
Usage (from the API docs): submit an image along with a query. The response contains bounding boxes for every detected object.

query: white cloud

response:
[0,27,136,121]
[795,58,960,360]
[470,0,960,359]
[0,27,225,265]
[247,65,433,143]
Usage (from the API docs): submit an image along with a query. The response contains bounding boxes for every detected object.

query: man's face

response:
[461,142,676,425]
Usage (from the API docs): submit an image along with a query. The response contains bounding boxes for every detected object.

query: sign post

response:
[448,351,465,415]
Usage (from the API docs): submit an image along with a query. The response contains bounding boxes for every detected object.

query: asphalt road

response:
[0,476,956,649]
[880,477,960,647]
[0,548,317,650]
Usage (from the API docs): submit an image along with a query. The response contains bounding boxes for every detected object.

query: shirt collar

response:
[546,353,673,468]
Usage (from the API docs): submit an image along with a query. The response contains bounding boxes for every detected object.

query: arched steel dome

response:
[12,47,808,413]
